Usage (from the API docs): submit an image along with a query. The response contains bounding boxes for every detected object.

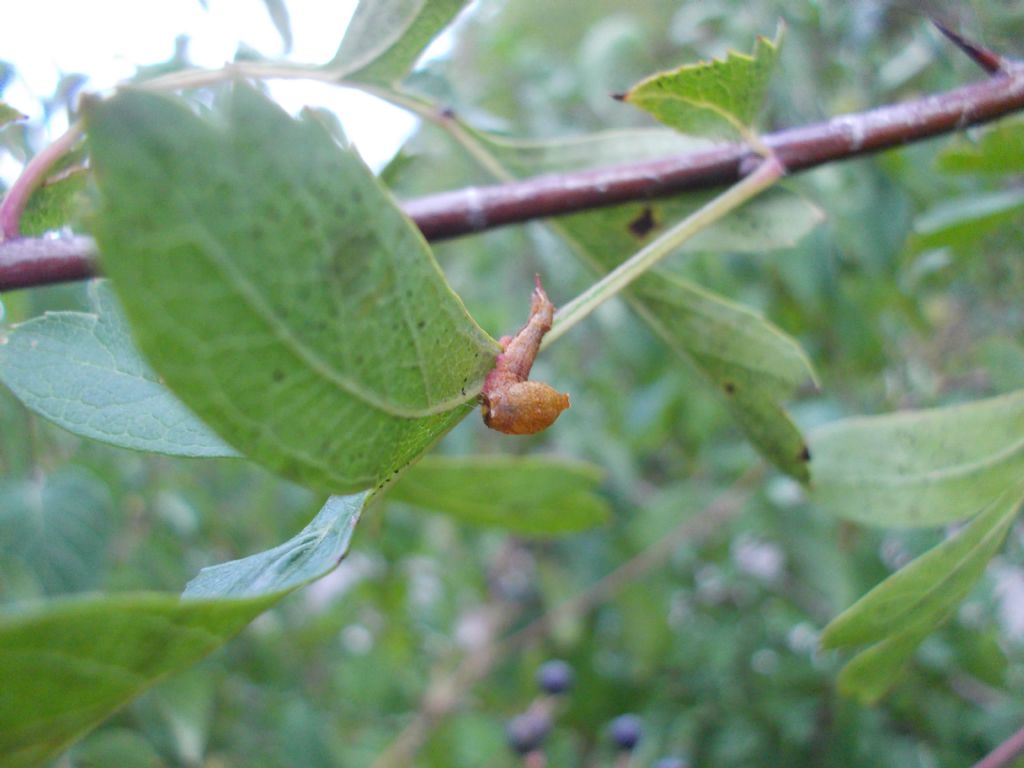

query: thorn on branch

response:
[932,18,1006,76]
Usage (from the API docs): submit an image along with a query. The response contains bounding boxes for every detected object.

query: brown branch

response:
[0,235,98,290]
[408,63,1024,238]
[973,724,1024,768]
[3,63,1024,292]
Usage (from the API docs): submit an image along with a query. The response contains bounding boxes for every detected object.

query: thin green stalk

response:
[360,85,516,181]
[137,61,337,92]
[138,65,517,180]
[541,154,786,350]
[0,121,83,239]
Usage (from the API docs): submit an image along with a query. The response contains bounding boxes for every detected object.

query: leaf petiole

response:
[542,152,786,349]
[0,121,83,240]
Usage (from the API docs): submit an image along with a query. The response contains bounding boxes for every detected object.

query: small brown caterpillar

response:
[481,275,570,435]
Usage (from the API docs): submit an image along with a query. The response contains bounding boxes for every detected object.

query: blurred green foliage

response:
[3,0,1024,766]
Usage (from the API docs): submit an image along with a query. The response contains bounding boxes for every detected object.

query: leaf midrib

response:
[819,432,1024,486]
[168,218,471,419]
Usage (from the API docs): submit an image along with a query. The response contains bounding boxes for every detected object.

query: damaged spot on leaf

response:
[628,206,658,238]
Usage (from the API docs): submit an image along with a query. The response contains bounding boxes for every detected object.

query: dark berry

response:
[609,713,643,751]
[536,659,574,695]
[505,712,551,755]
[654,758,689,768]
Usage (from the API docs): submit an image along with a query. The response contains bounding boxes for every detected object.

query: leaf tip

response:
[762,18,786,48]
[818,625,841,651]
[0,107,27,124]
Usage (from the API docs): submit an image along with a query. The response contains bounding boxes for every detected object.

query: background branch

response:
[2,63,1023,292]
[370,467,762,768]
[973,724,1024,768]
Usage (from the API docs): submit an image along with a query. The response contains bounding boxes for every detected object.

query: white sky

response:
[0,0,435,181]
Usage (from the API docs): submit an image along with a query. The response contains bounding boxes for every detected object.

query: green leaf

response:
[446,123,818,479]
[473,127,717,175]
[389,455,610,534]
[183,492,367,597]
[810,390,1024,526]
[260,0,292,52]
[820,485,1022,702]
[910,188,1024,252]
[0,469,112,600]
[0,281,236,458]
[936,118,1024,175]
[143,669,215,766]
[630,276,814,480]
[552,198,815,480]
[86,85,497,495]
[951,626,1008,688]
[71,728,163,768]
[557,190,823,261]
[470,127,825,255]
[622,25,783,141]
[19,167,88,236]
[835,625,932,704]
[329,0,469,84]
[0,594,272,768]
[822,488,1022,648]
[0,491,366,767]
[681,191,824,255]
[0,102,26,129]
